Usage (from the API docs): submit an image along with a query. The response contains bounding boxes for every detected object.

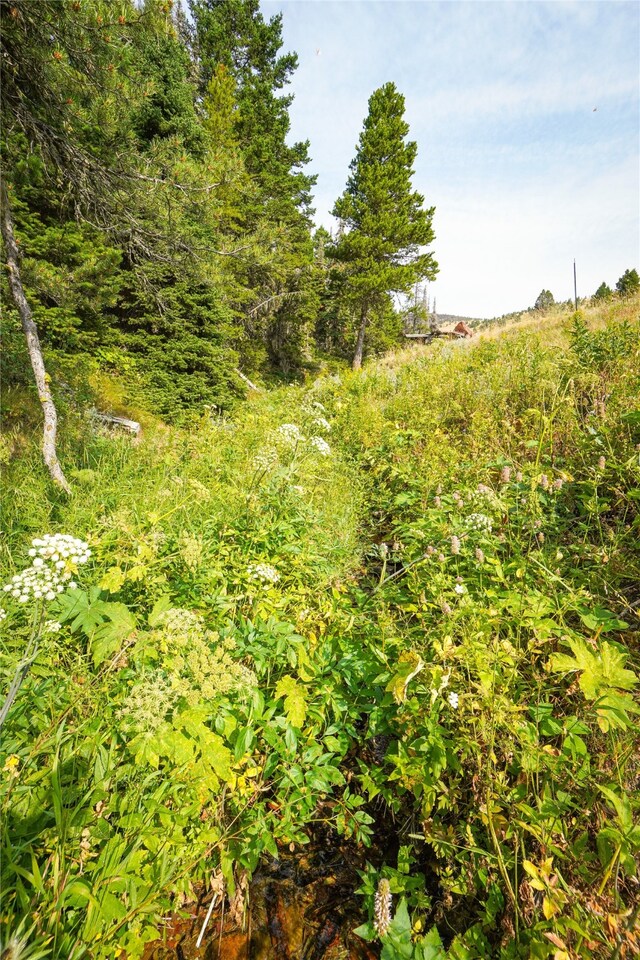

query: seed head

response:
[373,878,392,937]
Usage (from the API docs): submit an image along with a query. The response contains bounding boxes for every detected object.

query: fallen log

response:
[92,412,141,436]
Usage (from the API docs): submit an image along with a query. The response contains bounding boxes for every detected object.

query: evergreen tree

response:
[0,0,144,489]
[190,0,317,372]
[615,268,640,297]
[331,82,437,369]
[534,289,555,311]
[593,281,612,301]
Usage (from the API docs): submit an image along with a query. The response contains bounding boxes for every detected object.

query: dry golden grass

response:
[379,293,639,371]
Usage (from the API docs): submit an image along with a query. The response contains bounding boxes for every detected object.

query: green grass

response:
[1,297,639,958]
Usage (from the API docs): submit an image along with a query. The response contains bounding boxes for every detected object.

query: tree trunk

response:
[352,306,368,370]
[0,175,70,493]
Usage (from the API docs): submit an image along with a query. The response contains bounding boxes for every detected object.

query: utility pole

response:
[573,259,578,311]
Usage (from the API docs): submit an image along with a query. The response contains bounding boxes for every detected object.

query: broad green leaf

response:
[148,594,174,627]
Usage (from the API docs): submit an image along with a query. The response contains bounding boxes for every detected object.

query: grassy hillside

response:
[1,296,639,958]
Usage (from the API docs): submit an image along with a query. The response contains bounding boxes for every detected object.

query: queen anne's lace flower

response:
[253,449,278,471]
[311,416,332,432]
[277,424,303,446]
[448,691,459,709]
[3,534,90,604]
[248,563,280,584]
[44,620,62,633]
[309,436,331,456]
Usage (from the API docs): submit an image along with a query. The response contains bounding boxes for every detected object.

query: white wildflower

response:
[252,448,278,471]
[247,563,280,584]
[466,513,493,533]
[448,692,459,709]
[0,608,6,622]
[450,536,461,555]
[1,534,90,604]
[310,436,331,456]
[277,424,302,446]
[454,583,465,595]
[44,620,62,634]
[312,416,332,432]
[311,400,326,412]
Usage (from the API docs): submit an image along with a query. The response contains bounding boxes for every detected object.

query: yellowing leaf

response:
[385,651,425,704]
[275,675,307,727]
[99,566,125,593]
[543,895,561,919]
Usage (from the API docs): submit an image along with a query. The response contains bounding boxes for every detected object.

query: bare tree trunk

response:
[352,306,368,370]
[0,175,70,493]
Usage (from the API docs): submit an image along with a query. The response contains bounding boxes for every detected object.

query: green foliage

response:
[592,281,612,301]
[534,289,555,310]
[615,267,640,297]
[3,305,639,957]
[331,81,437,366]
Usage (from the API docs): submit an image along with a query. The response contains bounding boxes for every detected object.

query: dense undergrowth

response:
[1,297,639,959]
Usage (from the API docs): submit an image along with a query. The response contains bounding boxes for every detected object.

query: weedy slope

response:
[1,297,639,959]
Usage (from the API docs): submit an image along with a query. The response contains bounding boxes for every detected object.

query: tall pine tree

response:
[189,0,317,372]
[331,82,437,369]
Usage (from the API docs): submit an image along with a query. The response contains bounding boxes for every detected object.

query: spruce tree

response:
[593,282,612,301]
[534,290,555,311]
[331,82,437,369]
[190,0,317,372]
[616,268,640,297]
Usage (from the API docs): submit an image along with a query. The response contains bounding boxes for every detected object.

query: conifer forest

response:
[1,2,639,958]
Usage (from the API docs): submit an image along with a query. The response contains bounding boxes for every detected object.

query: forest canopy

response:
[0,0,437,460]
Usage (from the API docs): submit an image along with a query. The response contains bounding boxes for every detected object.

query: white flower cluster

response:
[311,400,326,412]
[310,436,331,456]
[247,562,280,584]
[312,416,332,433]
[448,691,459,709]
[0,608,6,622]
[252,448,278,472]
[277,423,303,446]
[29,534,91,566]
[465,513,493,533]
[3,534,90,603]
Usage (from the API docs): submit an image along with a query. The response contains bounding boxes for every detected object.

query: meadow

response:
[1,295,639,959]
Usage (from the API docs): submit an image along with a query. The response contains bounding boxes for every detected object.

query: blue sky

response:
[261,0,640,317]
